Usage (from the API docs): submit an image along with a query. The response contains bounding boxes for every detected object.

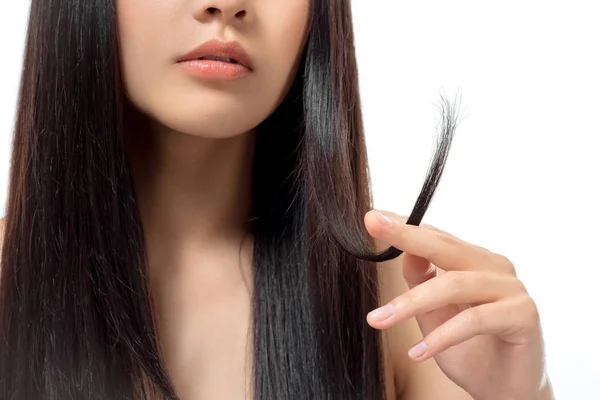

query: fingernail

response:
[368,304,395,322]
[408,341,427,359]
[373,210,393,227]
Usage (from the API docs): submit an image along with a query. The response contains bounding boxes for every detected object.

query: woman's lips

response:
[177,59,252,80]
[176,39,254,71]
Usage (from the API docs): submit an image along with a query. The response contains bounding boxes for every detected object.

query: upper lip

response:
[176,39,254,70]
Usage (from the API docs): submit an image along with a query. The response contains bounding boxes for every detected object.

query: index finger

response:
[365,210,489,272]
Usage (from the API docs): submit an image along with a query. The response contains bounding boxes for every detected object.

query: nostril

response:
[205,7,246,18]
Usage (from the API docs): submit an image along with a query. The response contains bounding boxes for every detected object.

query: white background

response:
[1,1,598,398]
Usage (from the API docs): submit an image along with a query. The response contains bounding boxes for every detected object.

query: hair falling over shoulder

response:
[0,0,460,399]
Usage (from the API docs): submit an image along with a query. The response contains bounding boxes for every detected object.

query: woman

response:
[0,0,554,399]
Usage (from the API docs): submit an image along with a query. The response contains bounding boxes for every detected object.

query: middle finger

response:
[367,271,522,326]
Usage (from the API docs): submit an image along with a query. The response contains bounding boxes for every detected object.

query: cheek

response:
[274,2,310,67]
[116,1,171,105]
[260,1,311,101]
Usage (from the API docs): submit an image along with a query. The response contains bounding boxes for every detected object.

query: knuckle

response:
[437,231,459,246]
[442,273,467,301]
[425,231,458,260]
[496,254,517,275]
[444,271,467,288]
[523,297,540,323]
[512,278,528,294]
[512,296,540,331]
[475,243,492,253]
[429,329,445,349]
[403,292,419,309]
[422,223,436,231]
[465,306,485,331]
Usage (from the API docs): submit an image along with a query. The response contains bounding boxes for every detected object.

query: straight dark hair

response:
[0,0,459,398]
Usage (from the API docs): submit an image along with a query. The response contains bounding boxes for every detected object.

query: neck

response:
[123,104,255,271]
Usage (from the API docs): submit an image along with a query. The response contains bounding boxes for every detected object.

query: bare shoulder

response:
[374,238,471,399]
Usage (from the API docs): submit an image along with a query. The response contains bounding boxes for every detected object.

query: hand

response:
[363,210,553,400]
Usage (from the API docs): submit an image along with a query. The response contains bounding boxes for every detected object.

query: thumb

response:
[401,253,459,338]
[402,252,438,289]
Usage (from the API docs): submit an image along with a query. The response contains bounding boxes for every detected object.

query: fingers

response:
[419,223,459,239]
[406,295,541,361]
[365,210,506,273]
[401,252,438,289]
[420,222,490,253]
[367,271,524,329]
[364,209,537,368]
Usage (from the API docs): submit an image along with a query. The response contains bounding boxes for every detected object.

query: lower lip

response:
[177,60,252,80]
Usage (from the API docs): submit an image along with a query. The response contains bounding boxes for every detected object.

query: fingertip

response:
[364,209,379,226]
[407,341,428,360]
[365,316,385,330]
[364,210,390,237]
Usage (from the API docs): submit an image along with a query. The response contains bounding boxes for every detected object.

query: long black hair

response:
[0,0,459,398]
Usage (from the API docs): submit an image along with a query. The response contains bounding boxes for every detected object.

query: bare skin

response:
[120,104,404,398]
[0,219,397,399]
[146,230,401,400]
[0,0,553,398]
[0,212,554,400]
